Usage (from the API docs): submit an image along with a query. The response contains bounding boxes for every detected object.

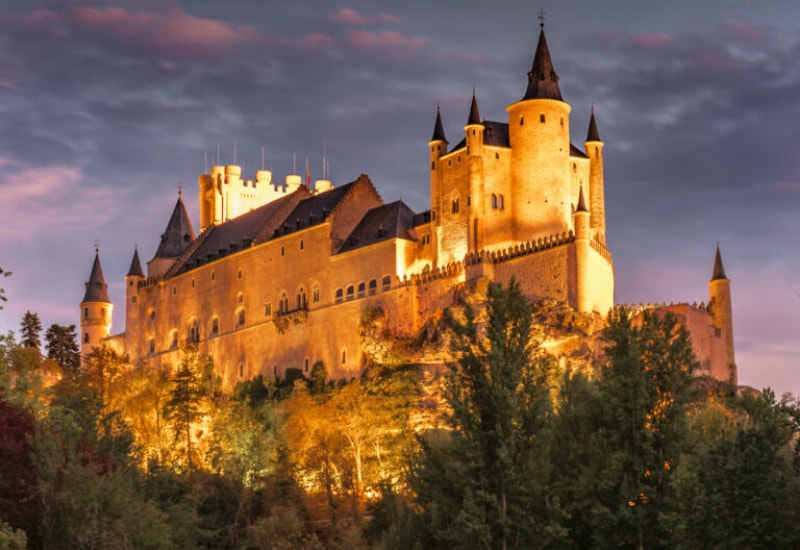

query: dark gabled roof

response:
[338,201,417,253]
[277,182,356,238]
[711,244,728,281]
[451,120,510,151]
[412,210,432,227]
[152,196,195,260]
[82,251,110,303]
[522,29,563,102]
[586,107,602,142]
[126,247,144,277]
[174,191,305,274]
[431,106,448,143]
[467,92,481,125]
[569,143,589,158]
[576,185,588,212]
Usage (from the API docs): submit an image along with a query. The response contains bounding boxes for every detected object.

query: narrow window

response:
[467,196,471,207]
[211,271,215,280]
[84,333,89,343]
[335,288,343,303]
[148,339,155,354]
[237,309,246,327]
[357,282,365,297]
[540,114,545,123]
[382,275,391,290]
[237,269,242,279]
[300,240,304,250]
[211,318,219,335]
[368,279,377,295]
[495,152,499,159]
[239,364,244,378]
[265,303,272,317]
[129,280,133,287]
[492,194,497,209]
[304,358,309,373]
[431,161,435,170]
[281,246,285,256]
[84,307,88,318]
[346,285,354,300]
[560,117,564,127]
[172,287,176,296]
[342,349,347,364]
[520,116,524,125]
[313,286,320,303]
[171,331,178,349]
[191,279,195,288]
[237,292,243,303]
[499,194,505,210]
[102,307,107,316]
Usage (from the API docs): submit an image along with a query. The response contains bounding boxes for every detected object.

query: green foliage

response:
[45,324,80,372]
[20,311,42,350]
[0,521,27,550]
[165,346,207,471]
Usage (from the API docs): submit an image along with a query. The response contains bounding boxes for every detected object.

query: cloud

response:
[0,163,125,241]
[629,33,671,48]
[345,30,427,59]
[331,8,399,25]
[433,52,489,64]
[720,24,763,43]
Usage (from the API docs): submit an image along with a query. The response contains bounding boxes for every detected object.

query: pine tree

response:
[45,324,80,371]
[165,345,205,470]
[405,278,563,549]
[20,311,42,350]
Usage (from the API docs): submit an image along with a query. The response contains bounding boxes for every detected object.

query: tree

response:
[165,345,206,470]
[45,324,80,371]
[20,311,42,350]
[403,279,563,549]
[0,267,10,311]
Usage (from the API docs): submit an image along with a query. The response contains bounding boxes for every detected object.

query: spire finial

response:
[538,8,546,29]
[711,242,727,281]
[178,182,183,198]
[93,239,99,254]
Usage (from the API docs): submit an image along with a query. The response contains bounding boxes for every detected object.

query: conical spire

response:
[126,246,144,278]
[467,89,481,125]
[576,185,588,212]
[711,243,728,281]
[82,250,110,303]
[153,195,196,259]
[586,106,601,142]
[522,28,563,101]
[431,105,448,143]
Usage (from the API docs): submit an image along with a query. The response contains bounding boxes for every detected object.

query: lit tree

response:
[45,324,80,372]
[164,345,206,470]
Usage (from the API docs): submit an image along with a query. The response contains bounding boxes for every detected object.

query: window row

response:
[334,276,391,303]
[491,194,505,210]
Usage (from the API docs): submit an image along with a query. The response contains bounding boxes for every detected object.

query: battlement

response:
[465,231,576,266]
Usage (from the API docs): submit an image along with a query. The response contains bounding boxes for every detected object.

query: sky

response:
[0,0,798,395]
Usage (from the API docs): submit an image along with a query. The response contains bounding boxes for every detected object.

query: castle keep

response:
[79,29,736,385]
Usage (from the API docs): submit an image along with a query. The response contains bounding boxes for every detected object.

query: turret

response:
[429,106,448,261]
[506,26,572,240]
[573,186,591,313]
[709,244,736,383]
[584,107,606,244]
[125,246,145,335]
[80,249,112,359]
[465,91,485,252]
[148,193,195,279]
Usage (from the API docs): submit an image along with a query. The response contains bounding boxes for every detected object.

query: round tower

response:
[584,107,606,244]
[465,91,485,252]
[80,249,113,359]
[507,27,572,240]
[709,244,736,383]
[125,246,145,337]
[429,105,448,263]
[573,186,592,313]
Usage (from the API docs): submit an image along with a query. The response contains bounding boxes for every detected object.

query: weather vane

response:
[538,8,546,29]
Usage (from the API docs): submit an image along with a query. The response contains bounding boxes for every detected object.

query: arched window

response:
[498,194,505,210]
[148,338,155,355]
[357,282,365,298]
[279,292,288,314]
[264,303,272,317]
[187,319,199,344]
[368,279,377,295]
[491,194,497,209]
[84,333,89,343]
[382,275,391,291]
[170,330,178,349]
[297,287,307,310]
[237,309,246,328]
[312,283,321,303]
[237,292,244,303]
[346,285,354,301]
[451,198,459,214]
[211,318,219,336]
[238,364,244,378]
[304,358,309,372]
[335,288,343,303]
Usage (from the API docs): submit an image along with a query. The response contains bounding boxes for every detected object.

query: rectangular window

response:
[264,303,272,317]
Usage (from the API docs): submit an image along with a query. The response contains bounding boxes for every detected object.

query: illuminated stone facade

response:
[79,29,735,387]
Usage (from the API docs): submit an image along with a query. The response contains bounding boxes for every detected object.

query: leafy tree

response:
[20,311,42,350]
[165,345,206,470]
[45,324,80,371]
[83,344,129,410]
[0,520,27,550]
[0,398,39,540]
[0,266,10,311]
[402,278,563,549]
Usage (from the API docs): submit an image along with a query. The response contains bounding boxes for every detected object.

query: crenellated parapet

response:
[465,230,576,266]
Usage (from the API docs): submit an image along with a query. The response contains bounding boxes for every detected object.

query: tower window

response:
[237,269,242,279]
[346,285,354,300]
[211,271,215,280]
[560,117,564,127]
[297,288,307,310]
[84,307,88,318]
[304,358,309,373]
[148,339,155,354]
[191,279,195,288]
[467,196,471,207]
[129,280,133,287]
[342,349,347,364]
[170,331,178,349]
[357,282,365,297]
[211,318,219,335]
[237,309,246,328]
[172,287,176,296]
[492,194,497,209]
[132,296,137,303]
[335,288,343,303]
[84,333,89,343]
[499,194,505,210]
[264,303,272,317]
[281,246,285,256]
[495,152,499,159]
[540,114,545,123]
[431,161,435,170]
[520,116,524,125]
[300,240,304,250]
[369,279,377,295]
[452,198,460,213]
[239,364,244,377]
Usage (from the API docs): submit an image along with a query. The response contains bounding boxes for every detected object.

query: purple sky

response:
[1,1,798,395]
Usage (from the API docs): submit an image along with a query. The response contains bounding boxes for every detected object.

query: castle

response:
[79,28,736,386]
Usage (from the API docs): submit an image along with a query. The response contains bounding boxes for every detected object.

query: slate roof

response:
[711,245,727,281]
[338,201,417,253]
[174,192,303,274]
[276,182,355,238]
[126,247,144,277]
[152,196,196,260]
[586,108,601,142]
[570,143,589,159]
[576,185,588,212]
[467,92,481,125]
[82,252,110,303]
[431,107,447,142]
[522,29,564,101]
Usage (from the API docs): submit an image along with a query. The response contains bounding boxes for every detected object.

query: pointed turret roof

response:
[127,247,144,278]
[153,195,196,260]
[576,185,588,213]
[522,28,563,101]
[586,107,602,142]
[431,106,448,142]
[82,251,110,303]
[711,244,728,281]
[467,90,481,125]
